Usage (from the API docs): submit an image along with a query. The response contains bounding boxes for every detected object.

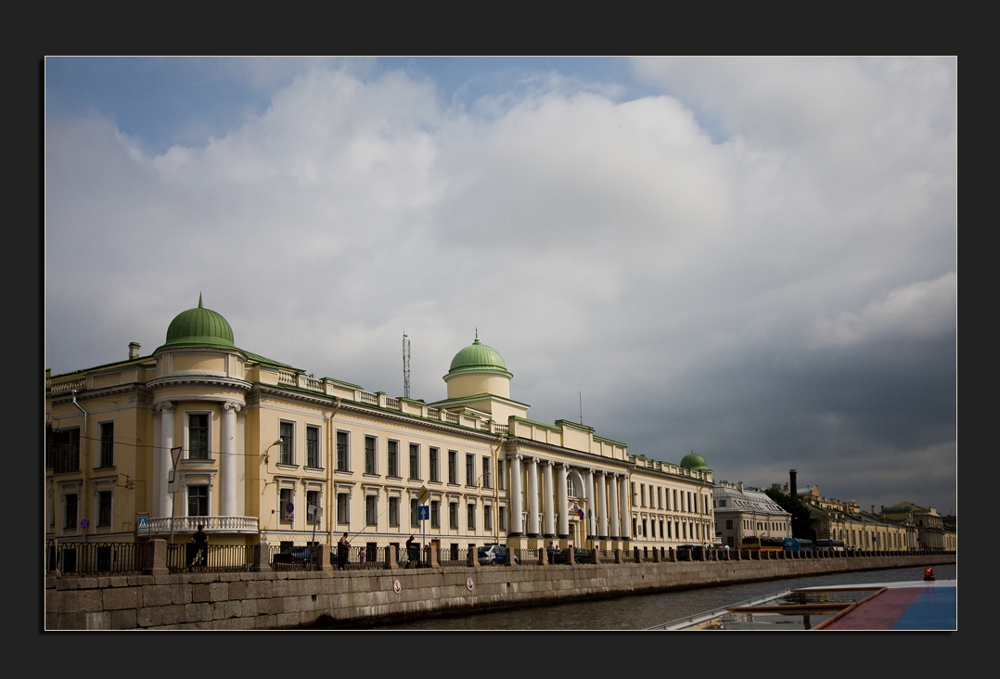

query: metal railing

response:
[47,538,951,575]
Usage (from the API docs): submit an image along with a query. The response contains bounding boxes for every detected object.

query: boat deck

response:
[813,582,956,630]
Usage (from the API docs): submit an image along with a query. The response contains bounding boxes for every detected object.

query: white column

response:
[527,457,539,537]
[597,472,608,539]
[586,468,596,539]
[557,464,569,539]
[609,473,620,540]
[619,475,631,540]
[220,401,240,517]
[156,402,174,518]
[509,454,524,536]
[542,460,555,538]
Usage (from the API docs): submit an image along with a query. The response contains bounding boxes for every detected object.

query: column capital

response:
[222,401,242,413]
[154,401,174,413]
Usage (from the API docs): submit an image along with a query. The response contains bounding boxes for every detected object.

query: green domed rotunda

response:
[446,332,511,377]
[680,451,710,472]
[161,294,236,349]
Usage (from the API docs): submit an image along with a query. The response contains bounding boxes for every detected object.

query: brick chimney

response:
[789,469,797,498]
[129,342,141,359]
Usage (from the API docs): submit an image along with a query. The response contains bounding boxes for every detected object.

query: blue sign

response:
[137,517,148,531]
[418,505,429,521]
[80,518,90,530]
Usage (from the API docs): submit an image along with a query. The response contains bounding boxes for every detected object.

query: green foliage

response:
[764,488,815,539]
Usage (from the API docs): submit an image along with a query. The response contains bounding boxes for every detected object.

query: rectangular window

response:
[64,493,78,529]
[337,431,349,471]
[365,495,377,526]
[190,414,210,459]
[449,501,459,529]
[189,486,209,517]
[641,484,646,507]
[389,497,400,527]
[279,421,293,465]
[431,500,440,528]
[429,448,440,482]
[51,428,81,474]
[99,422,114,468]
[410,499,419,528]
[448,450,457,484]
[499,505,507,532]
[467,503,476,531]
[632,482,637,507]
[659,520,664,538]
[306,490,321,525]
[387,440,399,477]
[726,519,733,530]
[306,426,320,468]
[409,444,420,480]
[365,436,377,474]
[466,454,476,486]
[497,459,505,490]
[98,490,112,527]
[482,456,492,489]
[658,487,663,510]
[484,504,493,532]
[279,488,293,522]
[337,492,349,524]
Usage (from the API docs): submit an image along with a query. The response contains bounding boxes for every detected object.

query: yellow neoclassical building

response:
[45,298,715,556]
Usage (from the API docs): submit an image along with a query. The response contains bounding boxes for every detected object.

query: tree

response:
[764,488,814,539]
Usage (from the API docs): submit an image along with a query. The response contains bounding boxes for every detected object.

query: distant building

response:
[882,502,956,552]
[713,482,792,548]
[46,297,714,556]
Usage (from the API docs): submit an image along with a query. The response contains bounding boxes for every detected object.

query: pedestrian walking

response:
[189,524,208,571]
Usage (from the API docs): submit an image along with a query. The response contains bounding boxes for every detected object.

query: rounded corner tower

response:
[161,294,236,349]
[680,451,710,472]
[443,332,513,401]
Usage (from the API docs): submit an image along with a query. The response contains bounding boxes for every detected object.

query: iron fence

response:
[167,543,257,573]
[46,540,147,575]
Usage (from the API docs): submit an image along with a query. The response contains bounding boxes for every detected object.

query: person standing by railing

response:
[338,533,349,571]
[189,525,208,571]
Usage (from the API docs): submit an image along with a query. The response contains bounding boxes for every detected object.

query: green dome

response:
[163,295,235,348]
[680,452,709,471]
[448,333,508,374]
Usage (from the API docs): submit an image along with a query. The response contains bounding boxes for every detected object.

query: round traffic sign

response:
[80,518,90,530]
[393,579,402,594]
[286,502,294,514]
[466,577,474,591]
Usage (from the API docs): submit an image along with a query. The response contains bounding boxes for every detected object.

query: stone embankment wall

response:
[45,554,955,630]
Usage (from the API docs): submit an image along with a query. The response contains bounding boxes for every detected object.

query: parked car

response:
[675,544,704,559]
[274,546,317,564]
[554,548,594,564]
[478,544,519,565]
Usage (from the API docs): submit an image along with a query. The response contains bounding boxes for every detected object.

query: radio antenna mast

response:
[402,332,411,399]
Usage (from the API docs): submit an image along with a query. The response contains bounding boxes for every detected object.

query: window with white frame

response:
[632,482,637,506]
[409,444,420,480]
[188,413,210,460]
[499,505,507,532]
[410,498,419,528]
[497,459,505,490]
[98,422,114,468]
[365,495,377,526]
[448,450,457,484]
[387,440,399,477]
[482,456,491,489]
[306,426,320,468]
[64,492,78,530]
[389,496,400,527]
[189,485,209,517]
[279,487,293,523]
[449,501,459,529]
[466,454,475,486]
[429,448,440,482]
[337,431,350,471]
[337,492,350,524]
[467,503,476,531]
[279,422,294,465]
[365,436,377,474]
[431,500,440,528]
[98,490,112,527]
[484,504,493,532]
[306,489,321,525]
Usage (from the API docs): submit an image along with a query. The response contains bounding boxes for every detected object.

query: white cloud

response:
[808,272,956,348]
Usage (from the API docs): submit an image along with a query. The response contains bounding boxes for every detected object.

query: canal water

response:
[365,564,956,630]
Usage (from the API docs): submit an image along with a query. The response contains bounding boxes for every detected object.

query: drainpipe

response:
[327,397,341,551]
[72,390,88,543]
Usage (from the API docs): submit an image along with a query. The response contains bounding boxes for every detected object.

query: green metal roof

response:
[163,294,235,348]
[680,451,709,471]
[448,332,509,375]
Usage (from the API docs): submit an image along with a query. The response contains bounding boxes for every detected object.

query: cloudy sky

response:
[45,57,956,515]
